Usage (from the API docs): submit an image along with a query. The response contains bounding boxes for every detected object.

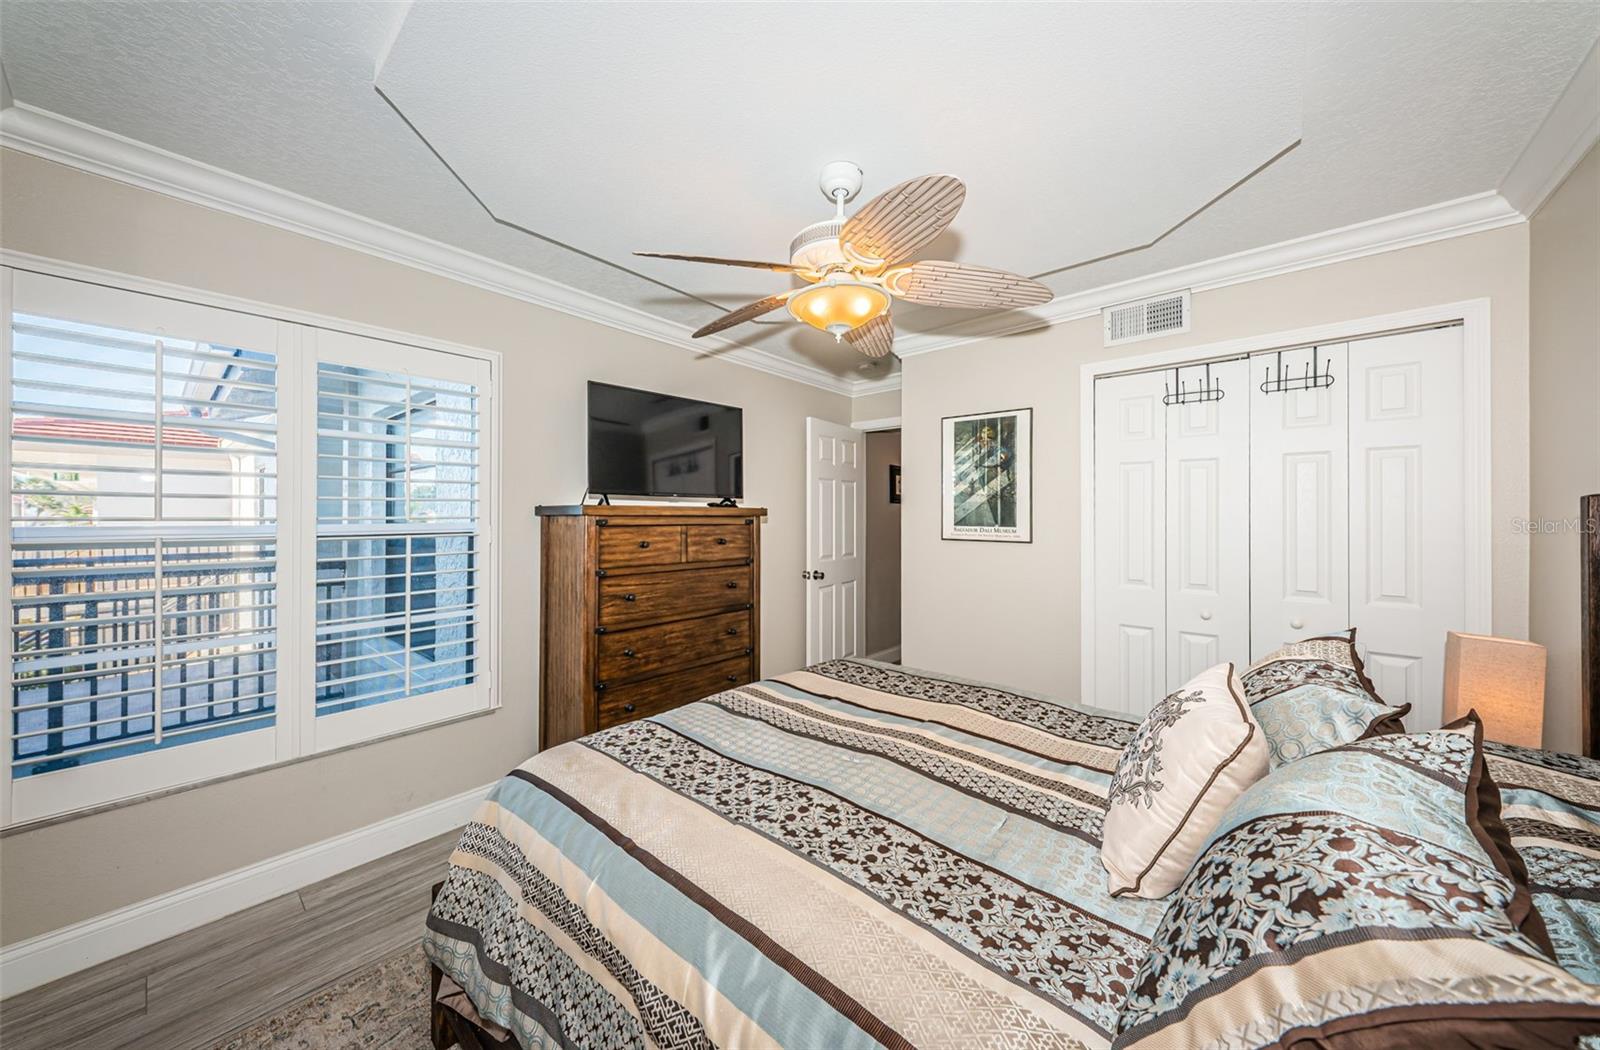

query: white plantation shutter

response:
[7,277,283,818]
[310,332,490,743]
[3,271,497,823]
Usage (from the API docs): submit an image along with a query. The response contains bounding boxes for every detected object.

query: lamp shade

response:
[786,279,890,339]
[1442,631,1546,747]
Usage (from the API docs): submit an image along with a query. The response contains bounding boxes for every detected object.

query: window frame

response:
[301,327,495,755]
[1,260,501,828]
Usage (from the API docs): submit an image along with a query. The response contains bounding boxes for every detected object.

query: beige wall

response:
[0,149,852,944]
[864,429,902,656]
[850,388,901,425]
[1529,144,1600,753]
[902,224,1536,729]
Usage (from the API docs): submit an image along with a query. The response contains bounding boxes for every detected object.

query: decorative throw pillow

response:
[1101,662,1269,899]
[1113,715,1599,1050]
[1242,628,1409,767]
[1484,738,1600,984]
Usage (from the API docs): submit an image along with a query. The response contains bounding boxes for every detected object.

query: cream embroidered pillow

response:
[1101,663,1269,899]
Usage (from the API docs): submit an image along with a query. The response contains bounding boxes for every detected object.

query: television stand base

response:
[594,494,612,506]
[707,497,738,507]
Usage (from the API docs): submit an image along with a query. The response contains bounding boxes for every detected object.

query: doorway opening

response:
[804,417,901,665]
[864,428,902,664]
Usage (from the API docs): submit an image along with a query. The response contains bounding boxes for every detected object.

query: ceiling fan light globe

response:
[786,279,890,338]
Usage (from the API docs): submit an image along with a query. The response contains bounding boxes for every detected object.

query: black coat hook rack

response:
[1261,346,1335,395]
[1163,362,1225,406]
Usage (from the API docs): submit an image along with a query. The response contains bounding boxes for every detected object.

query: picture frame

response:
[941,408,1032,542]
[889,464,901,504]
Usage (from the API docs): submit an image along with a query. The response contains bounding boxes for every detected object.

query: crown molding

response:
[0,103,873,397]
[848,373,902,396]
[1501,37,1600,219]
[892,190,1524,357]
[0,102,1530,379]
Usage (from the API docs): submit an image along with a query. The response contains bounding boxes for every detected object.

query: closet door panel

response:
[1250,345,1350,658]
[1166,359,1251,685]
[1094,372,1167,713]
[1349,327,1465,728]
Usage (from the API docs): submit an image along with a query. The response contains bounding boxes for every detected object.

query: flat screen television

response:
[587,381,744,499]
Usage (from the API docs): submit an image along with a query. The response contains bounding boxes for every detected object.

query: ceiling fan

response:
[636,162,1053,359]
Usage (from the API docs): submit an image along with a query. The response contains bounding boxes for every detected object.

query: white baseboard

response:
[0,780,496,998]
[867,645,903,664]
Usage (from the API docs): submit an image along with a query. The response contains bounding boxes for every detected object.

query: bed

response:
[423,659,1600,1049]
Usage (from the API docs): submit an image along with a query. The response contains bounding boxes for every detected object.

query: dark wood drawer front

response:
[598,568,753,626]
[598,610,751,682]
[685,523,751,563]
[598,525,683,569]
[598,655,752,728]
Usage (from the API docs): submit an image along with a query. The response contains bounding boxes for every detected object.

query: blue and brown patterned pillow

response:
[1113,715,1600,1049]
[1242,629,1409,767]
[1484,739,1600,985]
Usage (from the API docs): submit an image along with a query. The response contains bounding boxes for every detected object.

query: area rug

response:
[209,943,432,1049]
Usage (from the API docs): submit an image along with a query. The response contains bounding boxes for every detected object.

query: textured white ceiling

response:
[1,1,1595,378]
[374,3,1303,310]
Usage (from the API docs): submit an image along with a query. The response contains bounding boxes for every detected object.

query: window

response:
[308,331,489,750]
[3,271,496,824]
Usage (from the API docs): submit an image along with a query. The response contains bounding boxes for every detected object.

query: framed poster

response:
[941,408,1031,542]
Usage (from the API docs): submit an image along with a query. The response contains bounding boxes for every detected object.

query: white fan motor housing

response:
[789,218,847,271]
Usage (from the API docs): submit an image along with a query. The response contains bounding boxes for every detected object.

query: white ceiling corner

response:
[1501,36,1600,218]
[0,2,1595,396]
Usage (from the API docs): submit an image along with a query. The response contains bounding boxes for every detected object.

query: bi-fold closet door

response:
[1092,326,1466,727]
[1092,360,1250,715]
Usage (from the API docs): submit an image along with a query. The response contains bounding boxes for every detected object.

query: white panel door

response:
[1250,344,1350,658]
[805,418,865,664]
[1094,371,1167,713]
[1348,327,1465,727]
[1166,359,1252,685]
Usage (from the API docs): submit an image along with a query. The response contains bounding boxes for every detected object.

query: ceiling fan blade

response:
[691,292,792,338]
[839,174,965,268]
[846,313,895,358]
[884,260,1052,309]
[636,251,806,273]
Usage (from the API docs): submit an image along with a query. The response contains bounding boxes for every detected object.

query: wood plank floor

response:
[0,829,459,1050]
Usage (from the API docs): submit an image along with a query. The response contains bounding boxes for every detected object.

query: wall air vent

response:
[1102,290,1191,347]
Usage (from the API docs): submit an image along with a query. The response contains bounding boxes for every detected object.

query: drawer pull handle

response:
[726,627,738,635]
[638,540,651,549]
[716,537,728,545]
[623,703,635,713]
[726,674,738,682]
[725,581,738,589]
[622,593,637,602]
[622,648,635,658]
[744,646,753,655]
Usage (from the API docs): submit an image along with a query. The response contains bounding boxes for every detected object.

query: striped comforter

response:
[424,659,1168,1049]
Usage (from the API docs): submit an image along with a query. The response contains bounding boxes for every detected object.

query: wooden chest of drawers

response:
[536,504,766,750]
